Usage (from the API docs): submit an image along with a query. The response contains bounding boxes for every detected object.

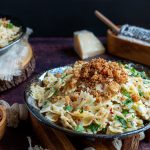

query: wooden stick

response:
[95,10,120,34]
[122,134,140,150]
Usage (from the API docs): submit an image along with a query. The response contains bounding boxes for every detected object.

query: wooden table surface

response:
[0,37,150,150]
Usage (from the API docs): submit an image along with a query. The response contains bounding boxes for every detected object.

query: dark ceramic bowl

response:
[24,62,150,139]
[0,14,26,55]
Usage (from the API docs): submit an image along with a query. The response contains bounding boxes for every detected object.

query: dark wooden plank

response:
[145,130,150,143]
[30,114,76,150]
[122,134,140,150]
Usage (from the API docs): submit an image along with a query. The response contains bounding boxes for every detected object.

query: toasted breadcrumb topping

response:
[68,58,128,101]
[80,58,127,84]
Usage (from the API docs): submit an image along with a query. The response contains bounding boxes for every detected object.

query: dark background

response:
[1,0,150,37]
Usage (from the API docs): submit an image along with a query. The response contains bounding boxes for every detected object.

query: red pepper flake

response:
[110,108,113,114]
[106,122,110,125]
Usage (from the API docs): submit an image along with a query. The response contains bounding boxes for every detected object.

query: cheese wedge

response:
[73,30,105,59]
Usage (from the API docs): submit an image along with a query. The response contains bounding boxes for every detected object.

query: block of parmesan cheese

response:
[73,30,105,59]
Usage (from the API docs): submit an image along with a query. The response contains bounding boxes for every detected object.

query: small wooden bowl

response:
[107,29,150,66]
[0,105,7,140]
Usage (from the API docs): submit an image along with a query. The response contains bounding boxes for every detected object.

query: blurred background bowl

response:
[0,14,26,55]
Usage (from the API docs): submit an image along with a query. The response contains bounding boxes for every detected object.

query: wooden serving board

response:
[0,43,35,92]
[30,114,141,150]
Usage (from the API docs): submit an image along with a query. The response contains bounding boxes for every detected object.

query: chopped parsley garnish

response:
[62,73,67,79]
[132,113,135,118]
[130,67,139,77]
[138,89,144,97]
[115,115,127,129]
[101,127,107,134]
[6,22,14,29]
[45,87,51,91]
[42,100,49,108]
[121,88,130,97]
[125,64,130,69]
[80,108,84,113]
[127,66,148,79]
[61,74,72,84]
[64,105,73,111]
[138,71,147,79]
[53,90,58,96]
[88,123,101,133]
[125,64,148,79]
[143,80,150,84]
[122,109,129,116]
[123,98,133,107]
[121,88,133,107]
[75,124,84,132]
[127,120,134,127]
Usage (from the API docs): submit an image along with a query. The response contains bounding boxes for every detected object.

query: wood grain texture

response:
[122,134,140,150]
[30,114,76,150]
[107,30,150,66]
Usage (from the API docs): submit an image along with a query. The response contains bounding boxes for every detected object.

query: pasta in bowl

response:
[0,15,26,54]
[25,58,150,138]
[0,18,21,48]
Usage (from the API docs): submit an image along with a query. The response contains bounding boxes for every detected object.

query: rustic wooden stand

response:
[0,43,35,92]
[30,114,143,150]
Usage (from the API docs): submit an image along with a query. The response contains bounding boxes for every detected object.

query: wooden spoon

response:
[95,10,120,34]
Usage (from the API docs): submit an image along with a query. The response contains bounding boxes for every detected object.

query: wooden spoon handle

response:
[95,10,120,34]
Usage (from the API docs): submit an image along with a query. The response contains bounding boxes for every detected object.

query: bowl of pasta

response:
[0,14,26,54]
[25,58,150,139]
